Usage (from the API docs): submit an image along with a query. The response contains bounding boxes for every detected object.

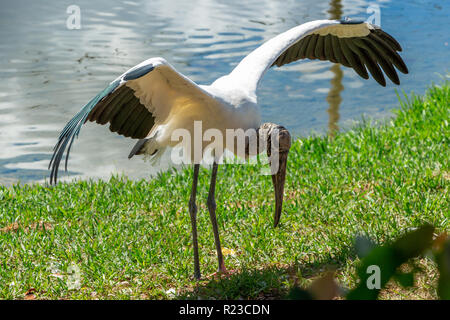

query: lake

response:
[0,0,448,185]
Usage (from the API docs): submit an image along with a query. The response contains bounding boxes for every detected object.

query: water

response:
[0,0,448,185]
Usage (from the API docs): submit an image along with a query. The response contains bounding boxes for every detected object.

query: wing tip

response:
[48,79,124,184]
[340,18,365,25]
[123,65,155,81]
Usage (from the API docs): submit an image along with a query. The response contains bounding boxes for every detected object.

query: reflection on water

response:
[327,64,344,135]
[0,0,449,185]
[327,0,344,136]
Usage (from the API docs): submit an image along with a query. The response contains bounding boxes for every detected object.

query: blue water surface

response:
[0,0,448,185]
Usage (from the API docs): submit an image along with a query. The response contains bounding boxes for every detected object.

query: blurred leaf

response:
[347,225,434,300]
[308,272,340,300]
[433,233,448,252]
[287,287,313,300]
[394,272,414,288]
[436,239,450,300]
[288,272,340,300]
[355,235,377,259]
[393,226,435,260]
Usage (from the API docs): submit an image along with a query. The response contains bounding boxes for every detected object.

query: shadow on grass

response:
[176,248,355,300]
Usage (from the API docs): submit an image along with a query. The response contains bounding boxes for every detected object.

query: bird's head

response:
[256,123,291,228]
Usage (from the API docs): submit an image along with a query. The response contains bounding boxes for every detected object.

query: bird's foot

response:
[209,266,235,278]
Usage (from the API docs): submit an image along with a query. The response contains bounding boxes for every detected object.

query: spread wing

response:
[49,57,214,183]
[229,19,409,93]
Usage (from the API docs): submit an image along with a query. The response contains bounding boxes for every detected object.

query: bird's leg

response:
[207,161,227,273]
[189,164,201,280]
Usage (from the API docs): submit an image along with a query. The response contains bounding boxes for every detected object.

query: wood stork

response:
[49,19,408,279]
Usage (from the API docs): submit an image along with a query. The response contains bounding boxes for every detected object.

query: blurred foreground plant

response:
[288,225,450,300]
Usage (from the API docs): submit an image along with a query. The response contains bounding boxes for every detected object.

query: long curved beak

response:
[272,151,288,228]
[256,123,291,228]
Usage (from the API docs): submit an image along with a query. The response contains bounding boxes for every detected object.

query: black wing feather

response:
[270,23,408,86]
[49,64,156,184]
[49,80,120,183]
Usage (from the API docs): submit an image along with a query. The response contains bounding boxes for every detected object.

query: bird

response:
[49,19,408,279]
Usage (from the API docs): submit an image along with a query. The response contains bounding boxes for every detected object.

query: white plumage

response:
[50,19,407,176]
[49,19,408,279]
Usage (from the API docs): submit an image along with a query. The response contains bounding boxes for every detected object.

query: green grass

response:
[0,83,449,300]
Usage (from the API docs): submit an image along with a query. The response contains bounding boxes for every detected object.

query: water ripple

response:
[0,0,448,185]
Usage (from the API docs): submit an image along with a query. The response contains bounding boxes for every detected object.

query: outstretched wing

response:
[229,19,408,93]
[49,57,213,184]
